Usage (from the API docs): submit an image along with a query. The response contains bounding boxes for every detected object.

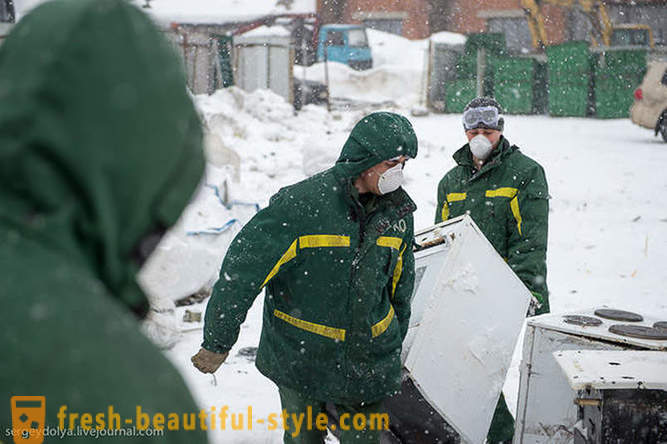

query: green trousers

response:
[487,393,515,443]
[278,386,387,444]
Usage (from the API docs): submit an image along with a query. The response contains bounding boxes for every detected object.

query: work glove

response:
[191,348,229,373]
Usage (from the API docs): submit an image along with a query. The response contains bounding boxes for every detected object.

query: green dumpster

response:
[546,41,592,117]
[445,79,477,113]
[492,56,535,114]
[593,48,647,119]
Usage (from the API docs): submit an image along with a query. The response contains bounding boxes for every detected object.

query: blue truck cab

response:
[317,24,372,70]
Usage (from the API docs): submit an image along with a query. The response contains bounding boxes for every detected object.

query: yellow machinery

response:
[520,0,654,50]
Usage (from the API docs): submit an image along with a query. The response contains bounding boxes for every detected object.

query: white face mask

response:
[377,163,404,195]
[469,134,493,160]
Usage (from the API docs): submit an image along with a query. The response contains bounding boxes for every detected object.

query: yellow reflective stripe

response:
[391,244,407,298]
[510,195,522,236]
[299,235,350,249]
[447,192,467,202]
[376,236,402,250]
[485,187,518,198]
[274,309,346,341]
[441,201,449,221]
[371,305,395,338]
[485,188,522,235]
[441,192,466,222]
[260,239,298,289]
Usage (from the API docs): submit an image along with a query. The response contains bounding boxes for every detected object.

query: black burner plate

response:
[609,324,667,340]
[594,309,643,322]
[563,315,603,327]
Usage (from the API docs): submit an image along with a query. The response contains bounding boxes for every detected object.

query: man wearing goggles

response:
[462,105,502,131]
[435,97,549,443]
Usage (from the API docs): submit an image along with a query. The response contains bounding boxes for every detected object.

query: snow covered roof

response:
[240,24,291,38]
[136,0,317,25]
[430,31,467,46]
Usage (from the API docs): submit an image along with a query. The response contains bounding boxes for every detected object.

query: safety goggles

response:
[462,106,500,130]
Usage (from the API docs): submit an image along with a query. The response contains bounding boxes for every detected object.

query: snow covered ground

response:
[139,85,667,443]
[133,28,667,444]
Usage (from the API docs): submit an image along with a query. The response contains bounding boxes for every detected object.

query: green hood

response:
[335,112,418,180]
[0,0,205,315]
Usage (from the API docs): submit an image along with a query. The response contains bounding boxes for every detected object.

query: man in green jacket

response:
[192,112,419,444]
[0,1,207,442]
[435,97,549,443]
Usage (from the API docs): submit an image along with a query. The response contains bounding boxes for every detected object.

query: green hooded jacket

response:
[0,1,206,442]
[203,112,418,404]
[435,136,550,313]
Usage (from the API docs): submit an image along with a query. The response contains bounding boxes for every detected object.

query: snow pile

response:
[298,61,421,107]
[196,87,354,200]
[297,29,466,108]
[366,28,429,69]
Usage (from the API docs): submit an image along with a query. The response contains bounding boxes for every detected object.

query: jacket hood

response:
[0,0,205,316]
[334,112,418,180]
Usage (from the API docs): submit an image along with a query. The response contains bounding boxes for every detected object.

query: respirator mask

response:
[469,135,494,161]
[377,163,404,195]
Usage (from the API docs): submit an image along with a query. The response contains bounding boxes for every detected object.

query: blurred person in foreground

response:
[436,97,549,443]
[192,112,418,444]
[0,0,207,442]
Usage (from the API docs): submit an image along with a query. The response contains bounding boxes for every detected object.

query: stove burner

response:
[654,321,667,331]
[563,315,603,327]
[609,324,667,340]
[594,309,643,322]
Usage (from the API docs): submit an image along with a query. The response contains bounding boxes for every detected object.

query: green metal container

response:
[448,33,511,113]
[548,79,590,117]
[493,56,534,82]
[495,81,534,114]
[492,56,535,114]
[592,48,647,118]
[546,41,590,75]
[445,79,477,113]
[455,53,477,80]
[464,33,507,56]
[546,41,593,117]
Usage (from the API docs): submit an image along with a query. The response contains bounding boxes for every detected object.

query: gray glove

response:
[191,348,229,373]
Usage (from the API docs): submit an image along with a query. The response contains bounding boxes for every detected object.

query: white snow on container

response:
[553,350,667,391]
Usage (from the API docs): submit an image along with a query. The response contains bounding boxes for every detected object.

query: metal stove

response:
[554,350,667,444]
[514,307,667,444]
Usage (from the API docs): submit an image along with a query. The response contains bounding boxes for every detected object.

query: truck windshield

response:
[348,29,368,47]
